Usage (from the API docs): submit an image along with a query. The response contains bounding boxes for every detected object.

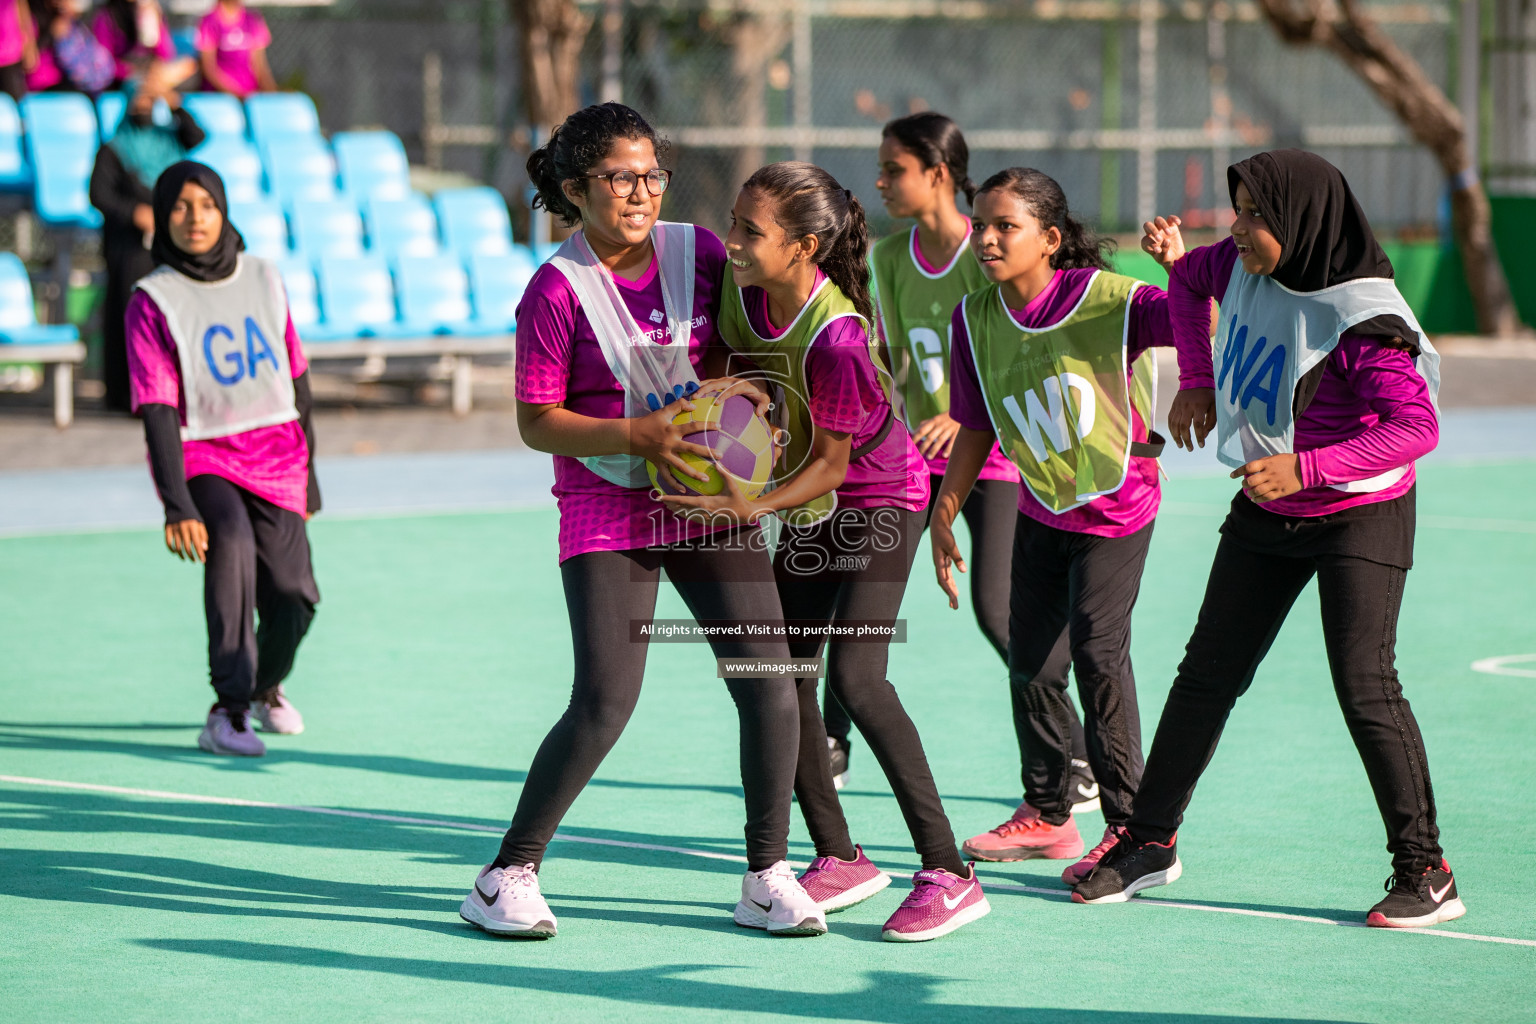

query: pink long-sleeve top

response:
[1168,237,1439,518]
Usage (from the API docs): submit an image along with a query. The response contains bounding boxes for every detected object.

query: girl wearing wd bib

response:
[865,112,1098,809]
[1073,150,1463,930]
[662,162,990,943]
[460,105,822,941]
[933,168,1174,882]
[126,161,320,758]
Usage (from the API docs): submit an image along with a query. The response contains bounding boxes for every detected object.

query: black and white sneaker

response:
[828,736,850,791]
[1070,833,1180,904]
[1367,859,1467,928]
[1068,758,1100,814]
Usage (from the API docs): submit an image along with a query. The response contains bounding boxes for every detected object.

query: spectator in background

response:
[90,84,204,411]
[94,0,195,94]
[0,0,39,101]
[26,0,115,95]
[196,0,275,99]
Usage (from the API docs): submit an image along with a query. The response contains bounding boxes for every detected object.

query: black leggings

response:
[1129,533,1443,873]
[822,476,1091,767]
[1008,513,1152,827]
[189,475,319,709]
[497,534,799,872]
[778,506,966,876]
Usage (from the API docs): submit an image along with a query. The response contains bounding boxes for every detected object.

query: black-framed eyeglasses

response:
[582,168,672,198]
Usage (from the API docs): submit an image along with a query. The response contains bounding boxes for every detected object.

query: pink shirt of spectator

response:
[195,5,269,97]
[515,225,742,563]
[126,289,311,516]
[25,15,61,91]
[949,267,1173,538]
[0,0,26,67]
[93,7,177,83]
[740,270,928,513]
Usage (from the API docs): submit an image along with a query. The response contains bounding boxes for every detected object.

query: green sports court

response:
[2,452,1532,1023]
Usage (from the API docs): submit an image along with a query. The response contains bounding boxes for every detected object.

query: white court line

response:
[1471,654,1536,679]
[2,773,1531,949]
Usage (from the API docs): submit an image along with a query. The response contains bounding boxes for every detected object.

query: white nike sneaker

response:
[734,861,828,937]
[459,863,557,938]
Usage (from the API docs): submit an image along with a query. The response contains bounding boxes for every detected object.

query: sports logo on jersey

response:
[649,309,665,323]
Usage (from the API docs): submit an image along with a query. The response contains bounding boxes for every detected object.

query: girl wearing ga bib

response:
[932,168,1175,882]
[1073,150,1463,930]
[126,161,320,758]
[663,161,990,943]
[459,104,822,941]
[864,112,1098,808]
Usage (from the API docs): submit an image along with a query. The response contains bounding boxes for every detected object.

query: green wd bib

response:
[870,228,989,429]
[962,270,1156,514]
[719,276,888,527]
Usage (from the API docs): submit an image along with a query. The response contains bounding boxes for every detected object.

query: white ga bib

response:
[136,254,298,441]
[1212,264,1440,493]
[549,222,699,489]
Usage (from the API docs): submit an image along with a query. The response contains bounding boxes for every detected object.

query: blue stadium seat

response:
[263,135,338,206]
[363,194,439,259]
[290,198,364,261]
[182,93,246,139]
[0,253,79,345]
[245,92,321,149]
[95,92,126,141]
[467,249,537,331]
[227,199,290,260]
[394,254,500,336]
[20,93,97,143]
[316,255,411,338]
[29,137,101,228]
[433,186,514,258]
[190,137,265,205]
[0,95,30,192]
[333,130,411,202]
[275,256,322,334]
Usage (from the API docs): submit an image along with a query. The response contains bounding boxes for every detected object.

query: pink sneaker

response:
[797,845,892,912]
[1062,824,1128,885]
[881,866,991,942]
[253,686,304,735]
[197,705,266,757]
[961,802,1083,862]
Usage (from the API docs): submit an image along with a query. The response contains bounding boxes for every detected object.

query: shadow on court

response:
[133,939,1376,1023]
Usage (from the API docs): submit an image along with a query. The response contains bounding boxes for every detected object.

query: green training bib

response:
[962,270,1156,514]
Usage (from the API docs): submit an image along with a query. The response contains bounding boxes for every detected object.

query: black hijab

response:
[1227,149,1414,350]
[151,161,245,283]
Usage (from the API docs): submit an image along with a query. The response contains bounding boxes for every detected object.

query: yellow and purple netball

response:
[647,392,775,500]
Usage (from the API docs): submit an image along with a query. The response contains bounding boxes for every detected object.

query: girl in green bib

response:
[932,167,1176,884]
[661,161,990,942]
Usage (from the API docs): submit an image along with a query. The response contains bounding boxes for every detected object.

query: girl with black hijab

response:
[1072,150,1461,930]
[125,161,322,758]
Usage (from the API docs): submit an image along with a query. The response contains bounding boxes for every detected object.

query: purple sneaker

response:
[197,704,266,757]
[253,685,304,735]
[797,845,892,912]
[881,865,990,942]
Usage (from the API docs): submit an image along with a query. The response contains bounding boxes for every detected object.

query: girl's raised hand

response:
[165,519,208,562]
[1141,214,1185,270]
[930,519,967,611]
[1232,453,1302,503]
[1168,387,1217,451]
[629,400,716,483]
[655,470,762,526]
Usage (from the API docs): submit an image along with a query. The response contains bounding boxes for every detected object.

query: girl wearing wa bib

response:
[932,168,1174,882]
[664,162,990,943]
[459,105,822,942]
[1075,150,1463,931]
[126,161,320,758]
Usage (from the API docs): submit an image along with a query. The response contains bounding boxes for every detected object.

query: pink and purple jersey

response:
[515,225,741,562]
[24,18,60,91]
[1169,237,1438,517]
[741,273,929,513]
[949,267,1172,537]
[127,289,311,516]
[0,0,26,67]
[93,8,177,82]
[195,6,270,97]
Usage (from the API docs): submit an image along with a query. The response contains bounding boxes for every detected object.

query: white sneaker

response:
[733,861,827,936]
[459,863,557,938]
[197,705,266,757]
[252,686,304,734]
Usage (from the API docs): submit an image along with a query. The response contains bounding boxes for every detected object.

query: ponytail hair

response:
[975,167,1114,271]
[742,161,875,325]
[882,111,976,206]
[526,102,667,226]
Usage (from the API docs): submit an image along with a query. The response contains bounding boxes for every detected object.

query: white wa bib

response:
[136,254,298,441]
[1212,263,1440,493]
[548,223,699,489]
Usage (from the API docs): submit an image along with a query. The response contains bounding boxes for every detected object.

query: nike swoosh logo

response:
[475,882,499,908]
[942,883,975,910]
[1429,880,1452,903]
[1076,784,1099,798]
[751,899,773,912]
